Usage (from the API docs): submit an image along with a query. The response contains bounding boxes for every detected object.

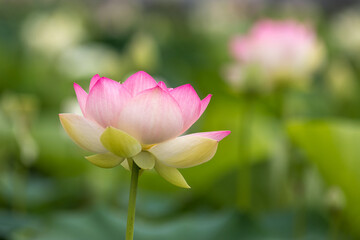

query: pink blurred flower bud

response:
[228,19,324,89]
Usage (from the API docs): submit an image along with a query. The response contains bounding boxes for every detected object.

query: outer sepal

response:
[100,127,141,158]
[154,160,190,188]
[133,151,155,169]
[85,152,124,168]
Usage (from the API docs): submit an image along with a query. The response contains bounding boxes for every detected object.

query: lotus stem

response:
[125,161,140,240]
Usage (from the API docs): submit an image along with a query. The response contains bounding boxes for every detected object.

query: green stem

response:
[125,161,140,240]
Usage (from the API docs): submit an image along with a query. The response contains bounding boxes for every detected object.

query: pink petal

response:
[122,71,158,96]
[117,86,184,144]
[158,81,169,91]
[89,74,101,91]
[73,83,88,116]
[185,94,212,129]
[170,84,201,132]
[199,94,212,116]
[188,131,231,141]
[85,78,131,127]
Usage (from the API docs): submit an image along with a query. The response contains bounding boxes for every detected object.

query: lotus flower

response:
[226,20,323,90]
[59,71,230,188]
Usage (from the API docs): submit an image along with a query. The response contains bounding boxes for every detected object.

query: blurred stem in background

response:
[273,85,306,239]
[13,162,27,213]
[126,160,140,240]
[237,93,256,212]
[328,189,343,240]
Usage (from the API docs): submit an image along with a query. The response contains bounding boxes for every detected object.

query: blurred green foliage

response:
[288,120,360,237]
[1,0,360,239]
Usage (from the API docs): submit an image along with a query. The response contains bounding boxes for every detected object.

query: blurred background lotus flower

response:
[126,32,160,71]
[189,0,247,37]
[226,19,324,92]
[21,10,86,56]
[94,0,140,37]
[331,9,360,57]
[57,44,123,79]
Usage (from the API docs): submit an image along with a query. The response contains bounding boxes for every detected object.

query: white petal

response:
[149,135,218,168]
[59,114,106,153]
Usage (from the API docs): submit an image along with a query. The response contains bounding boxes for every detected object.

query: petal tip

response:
[148,85,169,95]
[58,113,68,120]
[154,161,192,188]
[174,177,191,189]
[90,76,118,91]
[204,94,212,99]
[209,130,231,141]
[158,81,168,90]
[132,71,153,79]
[220,130,231,140]
[123,71,158,96]
[184,84,198,94]
[73,82,85,92]
[198,94,212,117]
[189,130,231,142]
[89,74,102,90]
[73,83,88,116]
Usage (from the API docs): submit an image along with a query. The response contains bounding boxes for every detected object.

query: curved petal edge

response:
[122,71,158,96]
[189,131,231,141]
[85,77,131,127]
[59,113,106,153]
[170,84,201,132]
[73,83,88,116]
[149,135,218,168]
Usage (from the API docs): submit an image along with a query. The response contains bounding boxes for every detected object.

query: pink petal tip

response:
[190,130,231,141]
